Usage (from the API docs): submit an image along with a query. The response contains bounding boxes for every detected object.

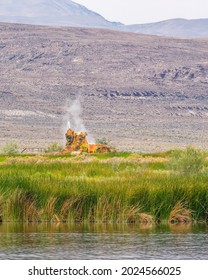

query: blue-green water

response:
[0,223,208,259]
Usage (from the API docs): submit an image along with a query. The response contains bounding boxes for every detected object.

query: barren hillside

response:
[0,23,208,152]
[125,18,208,39]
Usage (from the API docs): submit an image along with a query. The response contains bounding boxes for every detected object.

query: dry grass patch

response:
[168,202,192,224]
[139,213,154,224]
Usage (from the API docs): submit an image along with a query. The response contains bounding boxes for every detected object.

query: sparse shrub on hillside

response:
[168,146,206,175]
[95,137,108,145]
[2,141,19,155]
[45,142,63,153]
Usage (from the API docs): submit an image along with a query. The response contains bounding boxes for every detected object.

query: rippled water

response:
[0,223,208,259]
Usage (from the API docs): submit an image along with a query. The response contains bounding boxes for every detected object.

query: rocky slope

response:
[0,23,208,152]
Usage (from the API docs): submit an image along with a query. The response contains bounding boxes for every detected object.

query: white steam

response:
[63,98,95,144]
[67,98,86,132]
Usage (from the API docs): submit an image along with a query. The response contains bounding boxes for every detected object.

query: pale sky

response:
[74,0,208,24]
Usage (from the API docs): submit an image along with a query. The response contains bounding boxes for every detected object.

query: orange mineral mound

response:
[62,128,114,154]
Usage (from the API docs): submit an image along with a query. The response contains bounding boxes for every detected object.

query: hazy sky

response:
[74,0,208,24]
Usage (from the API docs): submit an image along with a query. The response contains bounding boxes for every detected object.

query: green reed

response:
[0,149,208,223]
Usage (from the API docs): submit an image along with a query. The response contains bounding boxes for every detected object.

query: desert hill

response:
[125,18,208,39]
[0,0,121,28]
[0,0,208,39]
[0,23,208,151]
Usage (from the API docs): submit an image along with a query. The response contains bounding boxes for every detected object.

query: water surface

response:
[0,223,207,259]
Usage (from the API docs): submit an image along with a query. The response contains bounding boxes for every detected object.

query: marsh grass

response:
[168,201,192,224]
[0,148,208,223]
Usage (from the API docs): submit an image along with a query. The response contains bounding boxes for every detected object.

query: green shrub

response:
[168,146,206,175]
[45,142,63,153]
[2,141,19,155]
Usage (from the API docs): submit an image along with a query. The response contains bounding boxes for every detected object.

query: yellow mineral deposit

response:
[63,128,114,154]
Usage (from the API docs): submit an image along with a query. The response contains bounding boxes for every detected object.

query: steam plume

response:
[63,98,95,144]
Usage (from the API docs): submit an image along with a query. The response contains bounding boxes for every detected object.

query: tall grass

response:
[0,148,208,223]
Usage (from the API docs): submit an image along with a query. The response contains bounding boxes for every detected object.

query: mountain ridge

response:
[0,0,207,38]
[0,0,122,28]
[125,18,208,38]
